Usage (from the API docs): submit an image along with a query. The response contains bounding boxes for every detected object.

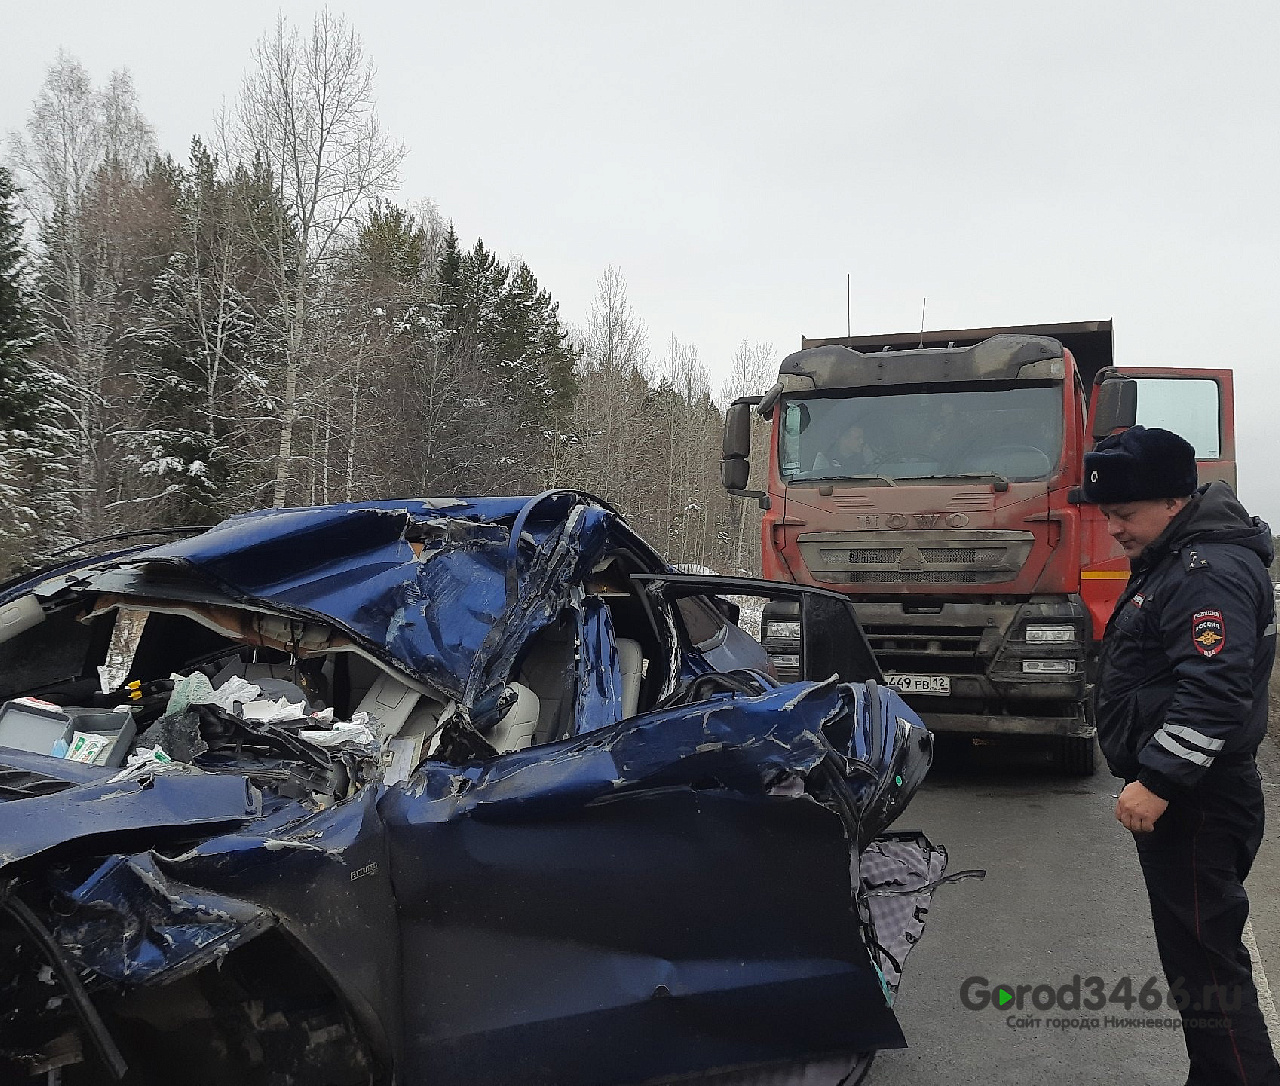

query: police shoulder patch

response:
[1183,547,1211,572]
[1192,609,1226,657]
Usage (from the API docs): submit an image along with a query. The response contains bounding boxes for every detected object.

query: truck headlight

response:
[765,621,801,641]
[771,654,800,668]
[1022,659,1076,674]
[1025,625,1075,643]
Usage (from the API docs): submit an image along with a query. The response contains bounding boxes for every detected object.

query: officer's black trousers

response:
[1135,760,1280,1085]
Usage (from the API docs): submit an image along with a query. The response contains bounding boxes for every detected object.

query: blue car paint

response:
[0,771,260,870]
[573,596,627,735]
[118,496,628,707]
[0,492,939,1086]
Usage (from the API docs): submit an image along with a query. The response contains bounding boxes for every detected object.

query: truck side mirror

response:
[723,400,754,459]
[1092,378,1137,439]
[721,457,749,491]
[721,398,770,509]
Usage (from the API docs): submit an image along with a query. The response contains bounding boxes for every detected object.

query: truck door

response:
[1107,368,1235,485]
[1080,368,1235,639]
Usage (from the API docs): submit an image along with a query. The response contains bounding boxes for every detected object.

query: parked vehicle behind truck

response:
[722,321,1236,773]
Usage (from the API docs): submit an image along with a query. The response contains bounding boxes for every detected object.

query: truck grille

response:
[863,623,986,674]
[850,570,979,584]
[798,529,1035,586]
[919,547,976,563]
[848,548,901,564]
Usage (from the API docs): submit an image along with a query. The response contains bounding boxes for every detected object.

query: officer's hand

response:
[1115,782,1169,834]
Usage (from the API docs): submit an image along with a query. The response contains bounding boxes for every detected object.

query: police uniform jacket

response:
[1094,481,1277,798]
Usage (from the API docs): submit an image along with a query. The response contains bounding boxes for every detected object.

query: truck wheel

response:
[1058,735,1096,776]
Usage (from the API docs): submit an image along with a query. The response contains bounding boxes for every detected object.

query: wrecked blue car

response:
[0,490,943,1085]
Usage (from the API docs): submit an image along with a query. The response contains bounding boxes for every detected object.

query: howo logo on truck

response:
[906,512,972,530]
[849,513,969,530]
[908,513,969,529]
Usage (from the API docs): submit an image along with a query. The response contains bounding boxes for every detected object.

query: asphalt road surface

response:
[869,735,1280,1085]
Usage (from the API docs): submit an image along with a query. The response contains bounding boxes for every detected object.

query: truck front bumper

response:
[912,710,1094,738]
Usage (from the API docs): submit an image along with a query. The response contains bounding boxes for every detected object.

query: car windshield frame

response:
[778,383,1064,485]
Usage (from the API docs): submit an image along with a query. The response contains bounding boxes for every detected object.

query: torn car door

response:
[381,680,906,1086]
[630,574,884,686]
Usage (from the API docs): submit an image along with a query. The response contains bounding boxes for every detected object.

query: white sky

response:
[5,1,1279,524]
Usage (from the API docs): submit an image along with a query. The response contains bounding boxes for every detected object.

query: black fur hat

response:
[1082,425,1198,504]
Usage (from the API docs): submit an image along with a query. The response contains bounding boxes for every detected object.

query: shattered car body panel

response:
[0,491,942,1085]
[383,681,916,1086]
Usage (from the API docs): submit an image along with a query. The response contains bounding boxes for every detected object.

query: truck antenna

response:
[846,274,851,339]
[918,297,927,347]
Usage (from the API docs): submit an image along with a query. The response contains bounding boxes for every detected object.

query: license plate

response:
[886,674,951,696]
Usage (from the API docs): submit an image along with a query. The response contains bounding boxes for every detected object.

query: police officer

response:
[1086,425,1280,1085]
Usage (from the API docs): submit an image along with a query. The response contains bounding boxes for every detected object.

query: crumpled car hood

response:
[0,759,260,870]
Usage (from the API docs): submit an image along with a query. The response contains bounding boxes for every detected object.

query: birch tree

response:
[8,54,155,538]
[0,34,764,578]
[228,10,404,506]
[568,267,656,521]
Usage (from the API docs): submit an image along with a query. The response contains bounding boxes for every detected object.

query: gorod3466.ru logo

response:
[961,975,1242,1014]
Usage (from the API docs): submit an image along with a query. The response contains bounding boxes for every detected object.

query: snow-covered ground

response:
[729,596,764,642]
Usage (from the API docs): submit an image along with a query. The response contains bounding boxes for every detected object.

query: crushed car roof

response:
[8,493,664,704]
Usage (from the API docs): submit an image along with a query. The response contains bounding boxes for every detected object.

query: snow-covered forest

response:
[0,12,776,582]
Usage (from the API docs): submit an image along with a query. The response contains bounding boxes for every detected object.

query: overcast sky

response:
[5,1,1279,522]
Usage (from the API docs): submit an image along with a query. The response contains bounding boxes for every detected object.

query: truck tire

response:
[1058,734,1096,776]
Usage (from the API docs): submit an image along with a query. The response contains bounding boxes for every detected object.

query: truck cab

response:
[722,321,1235,773]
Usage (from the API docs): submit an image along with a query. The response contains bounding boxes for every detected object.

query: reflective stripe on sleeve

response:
[1154,728,1216,767]
[1162,723,1226,752]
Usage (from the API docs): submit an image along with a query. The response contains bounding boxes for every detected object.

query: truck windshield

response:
[779,385,1063,484]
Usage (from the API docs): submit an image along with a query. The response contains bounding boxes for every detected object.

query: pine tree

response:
[314,199,444,502]
[437,222,463,317]
[434,234,579,489]
[359,199,431,299]
[0,166,40,431]
[0,164,64,577]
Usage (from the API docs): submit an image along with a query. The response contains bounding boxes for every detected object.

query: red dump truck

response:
[722,321,1236,772]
